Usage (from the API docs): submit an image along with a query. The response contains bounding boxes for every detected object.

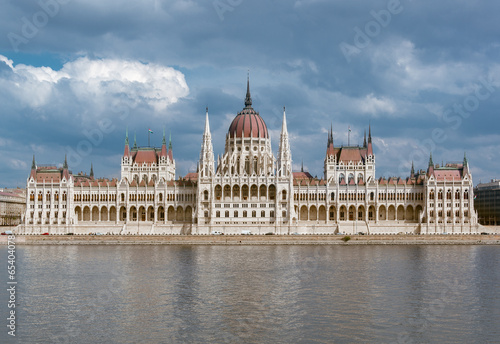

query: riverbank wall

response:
[2,234,500,245]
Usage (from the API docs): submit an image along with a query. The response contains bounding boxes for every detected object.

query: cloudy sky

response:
[1,0,499,187]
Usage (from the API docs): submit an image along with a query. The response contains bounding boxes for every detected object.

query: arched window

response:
[282,190,287,200]
[331,192,335,201]
[204,190,209,201]
[339,173,345,183]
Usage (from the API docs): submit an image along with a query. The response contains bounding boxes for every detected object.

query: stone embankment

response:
[2,234,500,245]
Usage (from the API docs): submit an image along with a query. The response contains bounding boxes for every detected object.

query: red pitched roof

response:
[434,170,462,181]
[293,172,314,180]
[339,147,363,163]
[134,150,157,165]
[184,173,198,181]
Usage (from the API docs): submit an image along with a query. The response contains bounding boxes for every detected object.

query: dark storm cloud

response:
[0,0,499,186]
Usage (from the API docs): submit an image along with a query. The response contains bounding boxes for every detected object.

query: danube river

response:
[1,245,499,343]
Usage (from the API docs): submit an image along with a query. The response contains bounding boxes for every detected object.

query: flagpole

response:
[348,126,350,146]
[148,130,150,147]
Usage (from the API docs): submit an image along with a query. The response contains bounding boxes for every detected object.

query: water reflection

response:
[0,245,498,343]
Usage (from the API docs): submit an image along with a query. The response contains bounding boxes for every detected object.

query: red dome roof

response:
[228,108,268,138]
[227,77,268,138]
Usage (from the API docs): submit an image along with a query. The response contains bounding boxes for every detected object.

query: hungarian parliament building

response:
[21,80,478,235]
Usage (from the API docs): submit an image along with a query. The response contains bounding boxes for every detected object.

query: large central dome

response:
[228,79,268,138]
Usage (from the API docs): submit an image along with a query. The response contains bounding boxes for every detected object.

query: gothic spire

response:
[199,107,215,178]
[90,163,94,179]
[363,129,367,147]
[133,132,137,149]
[244,73,252,108]
[63,154,68,169]
[162,127,166,145]
[31,155,36,170]
[168,131,172,151]
[125,127,129,146]
[429,152,434,166]
[204,107,211,135]
[278,106,292,177]
[368,123,372,143]
[410,160,415,177]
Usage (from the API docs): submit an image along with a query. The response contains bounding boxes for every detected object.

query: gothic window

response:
[215,185,222,200]
[269,185,276,200]
[251,185,258,197]
[234,211,238,218]
[358,174,363,183]
[252,211,256,217]
[339,173,345,184]
[216,211,220,218]
[224,185,231,198]
[242,185,249,199]
[225,211,229,218]
[282,190,287,200]
[204,190,209,201]
[261,210,265,217]
[243,211,247,217]
[331,192,335,201]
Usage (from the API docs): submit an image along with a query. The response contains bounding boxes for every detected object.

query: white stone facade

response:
[21,82,478,235]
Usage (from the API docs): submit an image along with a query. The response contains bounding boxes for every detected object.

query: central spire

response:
[244,72,252,108]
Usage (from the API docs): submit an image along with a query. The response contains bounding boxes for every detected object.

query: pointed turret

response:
[277,106,292,177]
[463,152,469,175]
[29,155,37,179]
[410,161,415,178]
[363,130,367,148]
[133,132,137,149]
[199,107,215,178]
[160,128,167,158]
[427,152,434,176]
[168,131,173,161]
[90,163,94,179]
[301,160,304,172]
[124,128,130,156]
[244,73,252,108]
[367,124,373,156]
[326,122,335,157]
[63,154,68,169]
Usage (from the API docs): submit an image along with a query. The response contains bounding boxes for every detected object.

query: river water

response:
[1,245,499,343]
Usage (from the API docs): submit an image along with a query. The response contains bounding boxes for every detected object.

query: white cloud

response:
[357,93,396,115]
[0,55,189,113]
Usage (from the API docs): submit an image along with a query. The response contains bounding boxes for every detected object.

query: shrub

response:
[341,235,351,242]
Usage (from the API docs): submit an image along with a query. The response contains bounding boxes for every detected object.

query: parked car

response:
[1,230,13,235]
[42,233,49,235]
[210,231,224,235]
[241,230,252,235]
